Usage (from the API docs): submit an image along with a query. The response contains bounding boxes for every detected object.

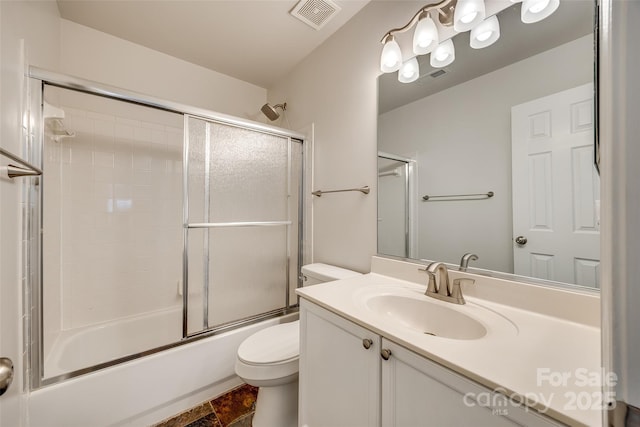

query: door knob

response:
[0,357,14,397]
[362,338,373,349]
[380,348,392,360]
[515,236,528,246]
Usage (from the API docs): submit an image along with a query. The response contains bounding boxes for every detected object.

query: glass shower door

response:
[185,117,301,336]
[39,85,184,380]
[377,155,410,258]
[29,71,306,389]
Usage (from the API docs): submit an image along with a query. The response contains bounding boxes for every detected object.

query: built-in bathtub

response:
[30,313,298,427]
[45,307,183,378]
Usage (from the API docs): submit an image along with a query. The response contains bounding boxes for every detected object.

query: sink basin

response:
[365,295,487,340]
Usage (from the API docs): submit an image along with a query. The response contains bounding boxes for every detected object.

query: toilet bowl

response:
[234,263,361,427]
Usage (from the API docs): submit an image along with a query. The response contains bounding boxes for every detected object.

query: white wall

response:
[378,35,593,272]
[0,1,60,425]
[268,2,422,273]
[59,19,267,120]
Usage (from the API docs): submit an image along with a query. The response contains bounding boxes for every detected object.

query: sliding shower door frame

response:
[377,151,418,259]
[183,115,301,338]
[26,67,306,389]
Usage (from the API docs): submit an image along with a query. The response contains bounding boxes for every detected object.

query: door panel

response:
[512,84,600,286]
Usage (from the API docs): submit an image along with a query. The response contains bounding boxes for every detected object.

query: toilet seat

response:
[235,321,300,385]
[238,321,299,365]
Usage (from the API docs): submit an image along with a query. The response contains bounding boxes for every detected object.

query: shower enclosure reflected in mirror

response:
[377,1,600,288]
[377,152,417,259]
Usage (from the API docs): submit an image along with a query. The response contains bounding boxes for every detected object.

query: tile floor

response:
[153,384,258,427]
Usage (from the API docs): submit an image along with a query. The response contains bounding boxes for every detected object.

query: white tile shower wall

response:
[44,100,184,331]
[43,126,63,356]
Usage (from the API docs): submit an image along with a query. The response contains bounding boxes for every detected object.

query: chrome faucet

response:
[423,261,474,305]
[459,253,479,271]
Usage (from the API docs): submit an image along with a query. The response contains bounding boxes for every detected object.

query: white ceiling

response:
[56,0,370,89]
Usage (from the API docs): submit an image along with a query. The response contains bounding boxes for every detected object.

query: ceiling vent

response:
[429,69,447,78]
[290,0,341,30]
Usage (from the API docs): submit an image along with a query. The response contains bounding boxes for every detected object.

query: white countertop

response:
[297,272,602,427]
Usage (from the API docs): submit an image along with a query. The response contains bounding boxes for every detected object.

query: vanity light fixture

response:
[453,0,486,31]
[413,12,439,54]
[519,0,560,23]
[399,57,420,83]
[380,35,403,72]
[380,0,560,82]
[470,15,500,49]
[430,39,455,68]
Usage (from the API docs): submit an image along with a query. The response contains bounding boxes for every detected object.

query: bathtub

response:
[44,307,183,378]
[30,313,298,427]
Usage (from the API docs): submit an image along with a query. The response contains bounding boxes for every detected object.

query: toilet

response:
[235,263,361,427]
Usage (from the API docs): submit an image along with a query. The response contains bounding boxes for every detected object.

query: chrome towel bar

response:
[0,147,42,179]
[422,191,494,201]
[187,221,292,228]
[312,186,370,197]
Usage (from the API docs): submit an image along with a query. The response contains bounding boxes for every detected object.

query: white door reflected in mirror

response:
[511,83,600,287]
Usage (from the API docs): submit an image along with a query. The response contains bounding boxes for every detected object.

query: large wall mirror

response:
[377,0,599,289]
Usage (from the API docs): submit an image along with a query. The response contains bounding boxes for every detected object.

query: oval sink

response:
[365,295,487,340]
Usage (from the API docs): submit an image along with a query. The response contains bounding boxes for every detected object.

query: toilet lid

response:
[238,321,300,365]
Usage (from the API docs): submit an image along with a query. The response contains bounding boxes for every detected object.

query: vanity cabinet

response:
[299,299,381,427]
[299,299,561,427]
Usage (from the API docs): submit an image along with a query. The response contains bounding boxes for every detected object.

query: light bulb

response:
[380,36,403,73]
[430,39,455,68]
[454,0,485,32]
[460,11,478,24]
[398,57,420,83]
[529,0,549,13]
[435,51,449,61]
[470,15,500,49]
[413,13,439,55]
[521,0,559,23]
[476,30,492,41]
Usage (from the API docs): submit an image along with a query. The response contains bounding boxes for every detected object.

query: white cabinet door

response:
[299,300,380,427]
[381,339,560,427]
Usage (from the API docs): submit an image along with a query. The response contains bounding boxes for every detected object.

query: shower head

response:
[261,102,287,121]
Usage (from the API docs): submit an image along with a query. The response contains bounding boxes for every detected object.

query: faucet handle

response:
[453,278,475,286]
[450,278,474,304]
[418,266,438,293]
[459,253,479,271]
[426,271,438,294]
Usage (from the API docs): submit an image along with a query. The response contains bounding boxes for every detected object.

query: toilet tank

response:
[300,263,361,286]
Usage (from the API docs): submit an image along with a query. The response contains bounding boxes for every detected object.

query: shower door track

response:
[187,221,292,228]
[26,67,306,389]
